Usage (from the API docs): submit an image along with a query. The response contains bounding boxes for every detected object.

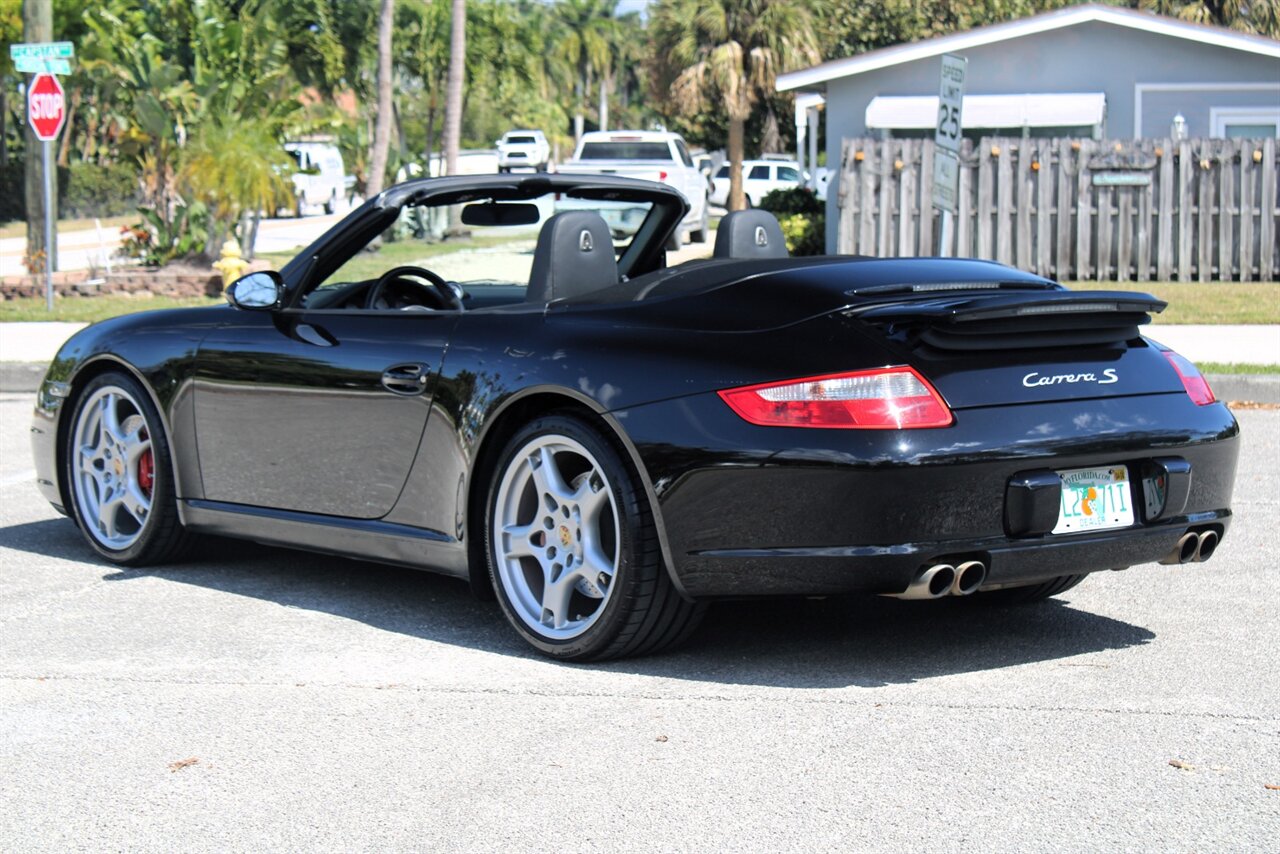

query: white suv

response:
[496,130,551,173]
[710,159,804,208]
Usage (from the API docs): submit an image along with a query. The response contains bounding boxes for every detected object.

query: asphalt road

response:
[1,393,1277,851]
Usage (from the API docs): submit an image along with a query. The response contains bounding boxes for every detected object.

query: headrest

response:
[712,209,789,260]
[527,212,619,303]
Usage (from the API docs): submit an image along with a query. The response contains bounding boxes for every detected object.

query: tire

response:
[976,574,1087,604]
[483,413,704,661]
[690,198,709,243]
[323,191,336,215]
[665,227,684,252]
[64,371,193,566]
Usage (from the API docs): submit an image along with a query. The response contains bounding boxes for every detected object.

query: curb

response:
[3,362,1277,403]
[0,363,46,393]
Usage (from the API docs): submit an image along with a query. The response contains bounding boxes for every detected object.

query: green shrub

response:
[758,186,823,216]
[0,160,140,222]
[776,213,825,256]
[758,186,824,254]
[63,162,141,219]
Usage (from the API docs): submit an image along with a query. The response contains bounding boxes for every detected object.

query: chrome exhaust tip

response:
[951,560,988,596]
[886,563,956,600]
[1193,530,1219,563]
[1160,532,1199,565]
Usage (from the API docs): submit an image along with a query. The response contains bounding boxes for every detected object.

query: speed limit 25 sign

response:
[935,55,966,153]
[932,54,967,212]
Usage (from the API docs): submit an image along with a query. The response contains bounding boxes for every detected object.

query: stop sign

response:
[28,73,66,141]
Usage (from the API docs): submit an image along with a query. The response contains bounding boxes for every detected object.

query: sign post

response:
[26,70,67,312]
[932,54,967,258]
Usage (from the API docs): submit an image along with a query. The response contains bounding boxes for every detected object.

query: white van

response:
[285,140,347,216]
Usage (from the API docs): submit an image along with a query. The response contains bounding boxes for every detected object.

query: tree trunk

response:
[24,0,55,275]
[423,95,437,176]
[573,75,584,144]
[598,71,609,132]
[366,0,395,197]
[1,84,8,165]
[443,0,466,231]
[728,116,746,211]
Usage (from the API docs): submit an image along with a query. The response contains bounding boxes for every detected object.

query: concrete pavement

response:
[1,392,1277,850]
[0,211,347,277]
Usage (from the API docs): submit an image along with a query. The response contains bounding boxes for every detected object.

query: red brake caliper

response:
[138,432,154,497]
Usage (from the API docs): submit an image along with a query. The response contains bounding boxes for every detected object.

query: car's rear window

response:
[578,142,673,160]
[506,136,536,144]
[715,165,729,178]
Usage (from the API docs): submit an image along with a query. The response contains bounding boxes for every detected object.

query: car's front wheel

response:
[64,371,192,565]
[484,414,704,661]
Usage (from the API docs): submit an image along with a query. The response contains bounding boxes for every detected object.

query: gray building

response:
[777,3,1280,251]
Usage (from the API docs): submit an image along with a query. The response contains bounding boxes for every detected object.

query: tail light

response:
[718,367,953,429]
[658,170,668,182]
[1163,351,1216,405]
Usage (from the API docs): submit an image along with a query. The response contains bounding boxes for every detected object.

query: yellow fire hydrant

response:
[212,239,250,288]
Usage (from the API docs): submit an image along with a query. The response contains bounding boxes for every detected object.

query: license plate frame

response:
[1053,465,1134,535]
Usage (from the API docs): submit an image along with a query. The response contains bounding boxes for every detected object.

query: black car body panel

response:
[33,174,1239,606]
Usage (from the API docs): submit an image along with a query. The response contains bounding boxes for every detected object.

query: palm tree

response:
[443,0,465,178]
[367,0,395,197]
[650,0,820,210]
[555,0,615,142]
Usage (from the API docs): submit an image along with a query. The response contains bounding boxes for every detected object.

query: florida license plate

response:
[1053,466,1134,534]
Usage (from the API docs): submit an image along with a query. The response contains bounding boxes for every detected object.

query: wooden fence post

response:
[1260,136,1275,283]
[1157,139,1174,281]
[1239,138,1255,281]
[1055,138,1073,279]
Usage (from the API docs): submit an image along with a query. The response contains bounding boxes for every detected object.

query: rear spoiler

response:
[850,290,1167,352]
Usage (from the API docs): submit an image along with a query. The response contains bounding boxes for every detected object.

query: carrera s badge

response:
[1023,369,1119,388]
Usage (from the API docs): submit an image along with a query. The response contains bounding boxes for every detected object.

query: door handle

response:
[381,363,428,396]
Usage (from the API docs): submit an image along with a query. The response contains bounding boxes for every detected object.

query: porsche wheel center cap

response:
[558,525,572,548]
[113,458,124,477]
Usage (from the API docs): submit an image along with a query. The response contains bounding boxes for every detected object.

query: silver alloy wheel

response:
[493,434,620,640]
[71,385,155,550]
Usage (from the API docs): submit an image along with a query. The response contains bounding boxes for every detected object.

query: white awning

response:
[865,93,1106,130]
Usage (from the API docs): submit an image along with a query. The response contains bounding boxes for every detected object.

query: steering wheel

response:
[365,265,464,311]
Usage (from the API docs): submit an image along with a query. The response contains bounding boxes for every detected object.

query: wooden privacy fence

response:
[835,136,1279,281]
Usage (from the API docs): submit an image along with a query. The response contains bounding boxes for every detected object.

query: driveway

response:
[0,394,1276,850]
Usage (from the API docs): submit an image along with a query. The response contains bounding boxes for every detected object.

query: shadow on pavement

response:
[3,517,1155,689]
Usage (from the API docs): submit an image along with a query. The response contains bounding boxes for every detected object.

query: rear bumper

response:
[614,391,1240,598]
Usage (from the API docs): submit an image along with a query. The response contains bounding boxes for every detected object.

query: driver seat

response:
[527,212,618,303]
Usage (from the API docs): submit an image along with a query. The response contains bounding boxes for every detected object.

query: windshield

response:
[506,136,536,144]
[301,191,655,308]
[578,141,673,161]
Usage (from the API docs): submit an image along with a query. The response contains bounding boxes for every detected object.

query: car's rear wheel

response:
[65,372,192,566]
[484,414,704,661]
[976,574,1087,604]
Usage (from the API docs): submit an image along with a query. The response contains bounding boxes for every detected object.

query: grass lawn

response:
[1,234,526,324]
[0,294,222,323]
[1067,281,1280,325]
[255,233,518,282]
[1198,362,1280,375]
[0,214,137,240]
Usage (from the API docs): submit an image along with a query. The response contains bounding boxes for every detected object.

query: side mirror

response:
[225,271,283,311]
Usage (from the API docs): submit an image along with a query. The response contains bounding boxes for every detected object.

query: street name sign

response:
[9,41,75,61]
[28,73,66,141]
[931,54,967,215]
[14,56,72,75]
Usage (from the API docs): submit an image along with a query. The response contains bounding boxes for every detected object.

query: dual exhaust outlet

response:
[888,559,988,600]
[1160,529,1219,565]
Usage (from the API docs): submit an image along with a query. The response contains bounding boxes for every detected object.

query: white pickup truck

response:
[561,130,710,246]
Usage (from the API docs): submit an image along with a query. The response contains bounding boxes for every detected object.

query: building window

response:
[1210,107,1280,138]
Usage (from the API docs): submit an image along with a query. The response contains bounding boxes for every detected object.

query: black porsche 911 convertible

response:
[31,173,1239,661]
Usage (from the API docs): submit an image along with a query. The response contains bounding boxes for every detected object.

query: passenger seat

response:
[712,210,789,260]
